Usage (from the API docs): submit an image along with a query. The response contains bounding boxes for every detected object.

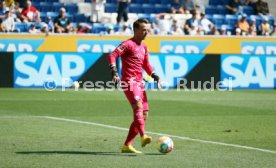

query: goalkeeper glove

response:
[109,64,120,84]
[151,73,160,82]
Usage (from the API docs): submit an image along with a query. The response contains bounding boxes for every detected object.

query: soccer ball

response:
[156,136,174,154]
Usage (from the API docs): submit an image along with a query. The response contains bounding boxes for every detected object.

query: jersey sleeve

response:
[107,42,128,66]
[143,46,154,75]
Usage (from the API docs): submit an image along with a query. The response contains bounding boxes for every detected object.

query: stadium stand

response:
[0,0,274,36]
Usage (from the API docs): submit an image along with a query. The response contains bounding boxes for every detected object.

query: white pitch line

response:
[43,116,276,154]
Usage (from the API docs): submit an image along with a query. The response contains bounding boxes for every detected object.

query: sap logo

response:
[77,40,122,53]
[160,41,210,54]
[0,39,44,52]
[242,42,276,55]
[14,54,85,87]
[149,54,205,87]
[222,56,276,88]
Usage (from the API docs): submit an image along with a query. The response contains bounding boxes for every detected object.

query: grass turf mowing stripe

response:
[42,116,276,155]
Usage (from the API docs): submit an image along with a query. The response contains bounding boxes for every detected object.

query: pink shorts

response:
[122,80,149,112]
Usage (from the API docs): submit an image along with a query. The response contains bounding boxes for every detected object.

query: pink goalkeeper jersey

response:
[108,38,154,82]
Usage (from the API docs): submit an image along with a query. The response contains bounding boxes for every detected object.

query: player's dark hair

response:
[133,18,149,30]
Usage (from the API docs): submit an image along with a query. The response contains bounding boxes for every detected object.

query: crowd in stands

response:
[0,0,275,36]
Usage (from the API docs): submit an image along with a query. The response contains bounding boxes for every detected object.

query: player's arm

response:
[143,47,161,84]
[107,43,127,84]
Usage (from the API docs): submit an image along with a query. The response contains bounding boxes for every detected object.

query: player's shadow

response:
[16,151,137,157]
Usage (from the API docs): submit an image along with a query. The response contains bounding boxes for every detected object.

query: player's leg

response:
[121,82,143,153]
[140,90,152,147]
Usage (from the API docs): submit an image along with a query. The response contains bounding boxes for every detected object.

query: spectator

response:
[40,23,49,34]
[184,10,200,35]
[54,7,73,33]
[2,10,15,32]
[260,17,271,35]
[171,0,184,14]
[155,13,171,35]
[13,1,22,22]
[0,1,6,20]
[4,0,14,9]
[116,0,130,24]
[225,0,243,15]
[253,0,269,16]
[106,24,115,34]
[209,26,220,35]
[189,22,201,35]
[199,12,213,35]
[249,17,257,35]
[90,0,106,23]
[148,22,159,35]
[44,16,54,33]
[117,23,132,35]
[76,22,92,34]
[220,26,227,35]
[248,26,257,36]
[20,0,40,22]
[40,16,54,33]
[182,0,204,14]
[170,19,184,35]
[28,23,40,34]
[236,14,249,35]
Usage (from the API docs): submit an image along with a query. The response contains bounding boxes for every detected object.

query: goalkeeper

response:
[108,18,160,153]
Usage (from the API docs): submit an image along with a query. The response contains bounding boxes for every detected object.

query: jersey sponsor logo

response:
[241,42,276,55]
[160,41,210,54]
[117,44,126,53]
[14,53,102,88]
[221,55,276,89]
[77,40,122,53]
[0,39,44,52]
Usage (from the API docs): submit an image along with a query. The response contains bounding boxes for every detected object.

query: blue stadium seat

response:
[73,14,87,22]
[46,12,59,19]
[32,2,39,10]
[92,23,107,34]
[65,4,78,13]
[40,2,53,12]
[223,0,231,5]
[212,14,225,26]
[205,5,217,15]
[33,0,46,2]
[209,0,223,5]
[53,3,65,12]
[142,4,155,14]
[40,12,47,22]
[225,14,238,26]
[15,23,27,32]
[129,4,143,13]
[155,4,170,13]
[105,3,117,13]
[268,16,275,26]
[132,0,147,3]
[205,14,213,22]
[148,0,161,4]
[217,5,229,15]
[250,15,263,26]
[220,24,235,35]
[161,0,170,5]
[48,0,59,2]
[242,6,254,16]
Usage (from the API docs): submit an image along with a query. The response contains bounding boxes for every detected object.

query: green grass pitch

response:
[0,88,276,168]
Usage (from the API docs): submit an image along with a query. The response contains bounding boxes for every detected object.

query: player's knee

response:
[131,101,143,110]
